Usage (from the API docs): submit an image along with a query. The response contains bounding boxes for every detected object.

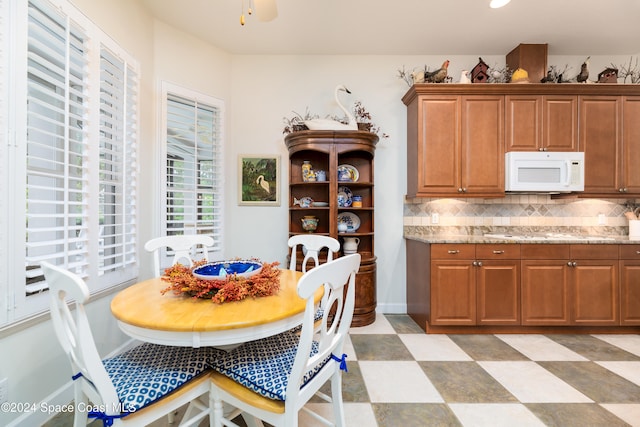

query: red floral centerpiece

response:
[160,258,281,303]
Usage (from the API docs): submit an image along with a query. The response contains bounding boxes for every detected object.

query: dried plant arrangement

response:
[615,57,640,83]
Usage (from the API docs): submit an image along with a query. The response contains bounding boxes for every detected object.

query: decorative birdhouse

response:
[471,57,489,83]
[598,67,618,83]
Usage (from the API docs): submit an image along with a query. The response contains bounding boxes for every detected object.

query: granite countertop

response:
[403,229,639,245]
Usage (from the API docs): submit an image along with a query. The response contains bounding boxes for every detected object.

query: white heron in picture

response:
[256,175,270,193]
[303,85,358,130]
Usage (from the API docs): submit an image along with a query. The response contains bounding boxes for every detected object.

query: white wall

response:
[2,1,638,423]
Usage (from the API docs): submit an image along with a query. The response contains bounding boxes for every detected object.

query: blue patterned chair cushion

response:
[102,343,217,413]
[210,331,328,401]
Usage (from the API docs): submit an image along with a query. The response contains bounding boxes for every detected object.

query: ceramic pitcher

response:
[343,237,359,254]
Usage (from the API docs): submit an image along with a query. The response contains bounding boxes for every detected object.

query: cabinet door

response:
[622,96,640,194]
[505,95,541,151]
[619,245,640,325]
[580,96,622,195]
[414,96,461,195]
[620,260,640,325]
[521,260,571,325]
[476,260,520,325]
[543,95,578,151]
[461,96,504,195]
[430,260,476,325]
[571,260,619,325]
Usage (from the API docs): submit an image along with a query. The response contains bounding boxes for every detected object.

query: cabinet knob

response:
[567,261,572,266]
[462,188,467,193]
[472,261,478,266]
[477,261,483,267]
[458,188,463,193]
[492,250,505,254]
[447,250,460,254]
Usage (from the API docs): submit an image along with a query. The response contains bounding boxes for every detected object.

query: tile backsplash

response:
[404,195,639,236]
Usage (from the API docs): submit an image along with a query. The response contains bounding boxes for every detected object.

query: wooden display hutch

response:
[284,130,378,327]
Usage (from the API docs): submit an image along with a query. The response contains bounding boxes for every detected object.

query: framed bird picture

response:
[238,155,280,206]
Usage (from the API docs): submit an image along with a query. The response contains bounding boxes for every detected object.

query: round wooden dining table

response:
[110,269,321,348]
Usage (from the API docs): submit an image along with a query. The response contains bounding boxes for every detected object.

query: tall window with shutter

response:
[160,83,224,270]
[1,0,139,325]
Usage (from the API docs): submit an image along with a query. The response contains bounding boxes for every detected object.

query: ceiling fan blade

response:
[255,0,277,21]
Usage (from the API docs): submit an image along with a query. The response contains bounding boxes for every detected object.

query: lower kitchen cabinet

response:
[521,244,619,326]
[521,244,571,325]
[476,246,520,325]
[430,244,519,326]
[620,245,640,325]
[408,240,636,333]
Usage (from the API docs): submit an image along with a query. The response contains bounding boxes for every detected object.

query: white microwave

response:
[505,151,585,193]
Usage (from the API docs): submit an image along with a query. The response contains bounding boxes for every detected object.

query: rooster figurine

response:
[424,60,450,83]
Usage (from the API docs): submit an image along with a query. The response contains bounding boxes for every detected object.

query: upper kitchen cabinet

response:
[403,84,640,199]
[580,94,640,196]
[505,95,578,152]
[403,85,504,198]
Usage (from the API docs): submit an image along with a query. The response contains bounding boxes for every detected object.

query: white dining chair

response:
[288,235,341,330]
[287,235,340,273]
[41,261,217,427]
[209,253,361,427]
[144,234,214,277]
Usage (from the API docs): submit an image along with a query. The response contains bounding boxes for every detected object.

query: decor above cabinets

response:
[402,84,640,198]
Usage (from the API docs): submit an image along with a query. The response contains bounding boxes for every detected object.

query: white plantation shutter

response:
[99,47,137,277]
[162,85,224,268]
[25,0,90,290]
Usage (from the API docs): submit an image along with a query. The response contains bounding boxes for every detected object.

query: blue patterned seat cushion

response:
[210,331,328,401]
[102,343,217,413]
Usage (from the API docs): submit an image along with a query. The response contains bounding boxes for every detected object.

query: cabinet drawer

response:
[476,244,520,259]
[431,244,475,259]
[620,245,640,259]
[570,244,618,259]
[521,244,570,259]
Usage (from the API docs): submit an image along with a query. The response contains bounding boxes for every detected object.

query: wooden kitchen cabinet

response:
[403,88,504,197]
[521,245,571,325]
[430,244,519,326]
[580,95,640,196]
[430,244,476,325]
[475,244,520,325]
[621,97,640,194]
[522,244,618,326]
[505,95,578,152]
[403,84,640,200]
[619,245,640,325]
[408,240,638,333]
[284,130,378,327]
[570,245,619,326]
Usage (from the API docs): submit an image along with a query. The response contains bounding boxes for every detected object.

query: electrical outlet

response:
[431,212,439,224]
[0,377,8,404]
[598,213,606,225]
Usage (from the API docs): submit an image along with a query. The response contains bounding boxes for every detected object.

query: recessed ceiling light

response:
[490,0,511,8]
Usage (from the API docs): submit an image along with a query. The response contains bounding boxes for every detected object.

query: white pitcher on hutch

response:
[343,237,359,254]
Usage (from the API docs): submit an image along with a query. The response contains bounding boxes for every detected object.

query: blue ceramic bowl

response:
[193,260,263,280]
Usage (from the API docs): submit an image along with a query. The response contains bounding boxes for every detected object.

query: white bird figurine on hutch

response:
[303,85,357,130]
